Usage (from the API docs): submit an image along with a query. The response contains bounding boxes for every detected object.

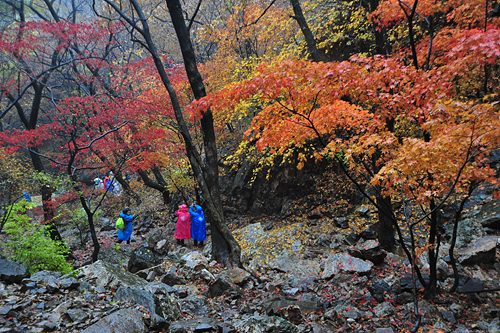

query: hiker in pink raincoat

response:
[174,204,191,246]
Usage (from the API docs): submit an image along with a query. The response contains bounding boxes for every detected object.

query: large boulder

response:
[348,240,387,265]
[178,251,209,279]
[80,260,148,289]
[475,201,500,229]
[0,259,30,284]
[128,243,160,274]
[208,268,250,298]
[446,218,485,248]
[455,236,499,265]
[322,254,373,279]
[268,254,321,278]
[115,286,181,329]
[80,308,147,333]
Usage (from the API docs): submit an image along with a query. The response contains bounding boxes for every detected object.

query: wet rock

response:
[114,286,180,328]
[455,236,499,265]
[233,315,298,333]
[128,243,160,274]
[334,217,349,229]
[161,271,187,286]
[268,255,320,278]
[179,251,209,279]
[322,254,373,279]
[208,269,245,298]
[0,259,30,284]
[475,201,500,229]
[80,308,147,333]
[80,260,148,289]
[264,296,319,316]
[100,217,114,231]
[456,275,484,293]
[348,240,387,265]
[373,301,396,317]
[368,280,393,303]
[169,318,225,332]
[446,218,486,249]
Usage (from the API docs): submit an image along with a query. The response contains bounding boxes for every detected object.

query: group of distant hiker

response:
[94,171,122,196]
[114,202,206,248]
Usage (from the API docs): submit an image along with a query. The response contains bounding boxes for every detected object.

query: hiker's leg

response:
[193,240,198,246]
[199,241,204,247]
[176,239,181,245]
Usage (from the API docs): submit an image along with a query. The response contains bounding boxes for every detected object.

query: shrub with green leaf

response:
[2,200,73,274]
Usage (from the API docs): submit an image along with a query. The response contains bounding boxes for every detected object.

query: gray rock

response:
[475,201,500,229]
[179,252,209,279]
[368,280,393,303]
[115,286,180,328]
[100,217,114,231]
[348,240,387,265]
[489,318,500,333]
[80,308,147,333]
[322,254,373,279]
[447,217,485,249]
[60,277,80,290]
[0,259,30,284]
[161,271,187,286]
[169,318,224,332]
[455,236,499,265]
[375,329,395,333]
[80,260,148,289]
[128,243,159,274]
[433,321,451,332]
[373,302,396,317]
[234,315,298,333]
[264,296,319,316]
[268,255,320,278]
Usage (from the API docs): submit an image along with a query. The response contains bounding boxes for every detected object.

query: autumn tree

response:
[98,0,242,266]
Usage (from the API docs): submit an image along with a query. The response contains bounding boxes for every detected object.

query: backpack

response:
[116,217,125,230]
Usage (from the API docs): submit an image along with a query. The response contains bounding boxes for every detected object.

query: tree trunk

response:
[166,0,241,266]
[289,0,325,62]
[376,192,395,250]
[138,167,171,205]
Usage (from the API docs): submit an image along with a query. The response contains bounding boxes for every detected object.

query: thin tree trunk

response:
[289,0,325,62]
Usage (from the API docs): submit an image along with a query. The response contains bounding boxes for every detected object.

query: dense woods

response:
[0,0,500,331]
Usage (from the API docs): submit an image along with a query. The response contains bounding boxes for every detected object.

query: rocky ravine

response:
[1,200,500,333]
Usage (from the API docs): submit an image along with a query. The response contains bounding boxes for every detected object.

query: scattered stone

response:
[80,260,148,289]
[80,308,147,333]
[455,236,499,265]
[322,254,373,279]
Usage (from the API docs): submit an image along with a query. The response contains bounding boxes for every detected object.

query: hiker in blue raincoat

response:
[117,207,134,244]
[189,202,206,247]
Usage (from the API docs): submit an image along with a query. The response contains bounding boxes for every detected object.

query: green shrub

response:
[2,200,73,275]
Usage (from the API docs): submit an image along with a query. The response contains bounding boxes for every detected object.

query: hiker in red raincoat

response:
[174,204,191,246]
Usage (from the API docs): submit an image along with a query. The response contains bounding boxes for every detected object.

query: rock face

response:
[128,243,160,273]
[322,254,373,279]
[115,286,181,328]
[475,201,500,229]
[80,260,148,289]
[0,259,30,284]
[455,236,499,265]
[80,308,147,333]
